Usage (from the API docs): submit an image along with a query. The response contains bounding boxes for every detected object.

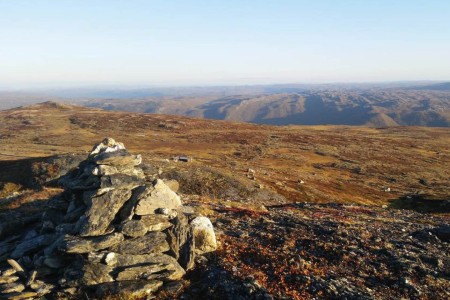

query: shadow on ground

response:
[389,194,450,213]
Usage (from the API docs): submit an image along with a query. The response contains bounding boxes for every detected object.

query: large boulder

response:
[190,216,217,254]
[134,179,182,215]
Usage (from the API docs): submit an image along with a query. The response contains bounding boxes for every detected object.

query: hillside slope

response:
[1,102,449,205]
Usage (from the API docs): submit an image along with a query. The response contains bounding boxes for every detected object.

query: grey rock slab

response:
[63,206,86,224]
[166,211,195,270]
[60,232,124,253]
[121,220,148,237]
[95,280,163,298]
[2,292,38,300]
[1,269,16,277]
[78,188,132,236]
[112,253,186,281]
[62,175,101,191]
[115,264,169,281]
[116,185,147,222]
[43,234,65,256]
[92,150,141,167]
[0,216,40,240]
[135,179,182,215]
[10,234,56,259]
[111,232,169,255]
[0,276,19,284]
[140,214,172,232]
[92,164,145,179]
[79,263,114,286]
[1,282,25,293]
[97,174,144,192]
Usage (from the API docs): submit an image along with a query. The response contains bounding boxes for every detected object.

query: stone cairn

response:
[0,138,217,299]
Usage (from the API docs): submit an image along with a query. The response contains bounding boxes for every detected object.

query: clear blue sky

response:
[1,0,449,88]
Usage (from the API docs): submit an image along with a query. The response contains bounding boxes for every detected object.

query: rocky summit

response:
[0,138,217,299]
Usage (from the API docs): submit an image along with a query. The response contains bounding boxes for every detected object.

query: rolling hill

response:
[83,89,450,127]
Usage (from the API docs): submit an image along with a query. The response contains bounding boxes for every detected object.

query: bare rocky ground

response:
[170,198,450,299]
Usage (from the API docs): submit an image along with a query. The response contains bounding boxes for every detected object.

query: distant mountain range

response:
[84,88,450,127]
[1,82,449,127]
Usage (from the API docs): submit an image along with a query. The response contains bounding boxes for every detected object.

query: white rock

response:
[105,252,117,266]
[190,216,217,254]
[89,137,125,157]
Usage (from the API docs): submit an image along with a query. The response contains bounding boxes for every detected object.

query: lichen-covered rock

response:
[166,211,195,270]
[95,280,163,298]
[113,253,186,281]
[111,232,170,255]
[92,150,142,167]
[135,179,182,215]
[140,214,173,232]
[120,220,148,237]
[78,188,132,236]
[60,233,124,253]
[190,216,217,254]
[79,263,114,285]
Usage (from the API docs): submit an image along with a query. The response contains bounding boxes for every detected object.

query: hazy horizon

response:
[1,1,450,88]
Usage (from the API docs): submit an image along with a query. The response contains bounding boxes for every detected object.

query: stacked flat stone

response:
[0,138,216,299]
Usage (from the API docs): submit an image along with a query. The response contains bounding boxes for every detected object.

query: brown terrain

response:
[0,102,449,299]
[83,88,450,127]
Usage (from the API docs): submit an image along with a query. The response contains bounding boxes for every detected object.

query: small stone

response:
[105,252,117,266]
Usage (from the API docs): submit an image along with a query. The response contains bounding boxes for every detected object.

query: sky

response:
[0,0,449,88]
